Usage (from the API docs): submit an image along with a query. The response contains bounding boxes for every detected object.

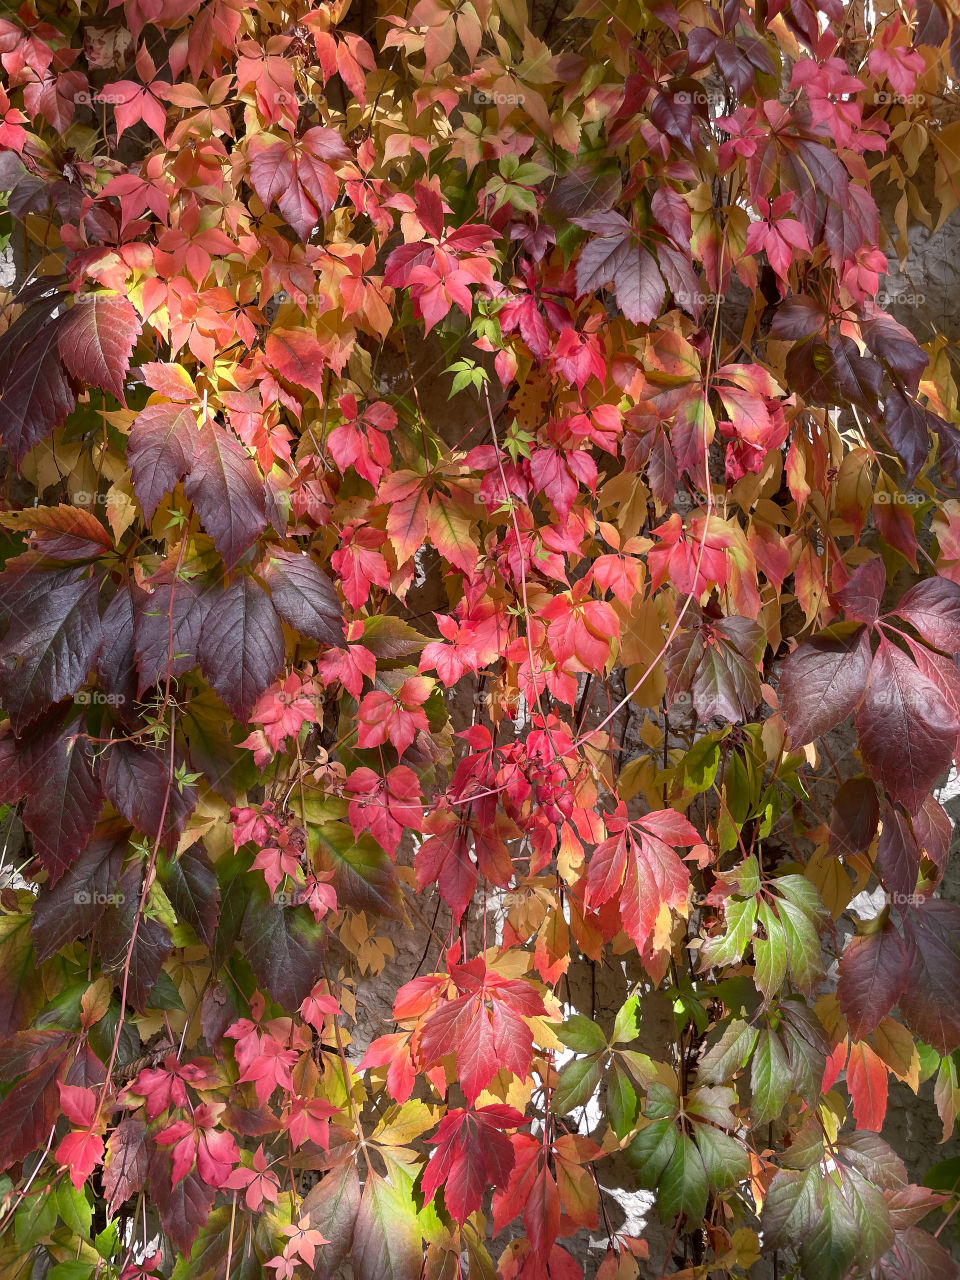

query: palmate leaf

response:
[127,402,197,522]
[16,712,102,883]
[855,639,959,813]
[837,921,909,1041]
[101,739,197,848]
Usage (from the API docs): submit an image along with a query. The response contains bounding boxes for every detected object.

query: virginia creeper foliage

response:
[2,0,960,1274]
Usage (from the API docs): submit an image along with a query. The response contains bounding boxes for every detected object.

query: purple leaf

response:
[777,626,871,746]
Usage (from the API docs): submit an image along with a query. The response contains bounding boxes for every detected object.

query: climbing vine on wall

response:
[3,0,960,1274]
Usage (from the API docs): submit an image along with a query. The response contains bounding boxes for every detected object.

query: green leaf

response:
[57,1181,92,1236]
[798,1177,862,1280]
[626,1117,678,1187]
[607,1061,638,1139]
[698,1019,759,1085]
[554,1013,606,1055]
[658,1133,709,1222]
[750,1026,793,1125]
[47,1264,96,1280]
[754,899,788,1003]
[700,894,757,968]
[552,1056,603,1113]
[775,886,825,995]
[761,1166,820,1248]
[15,1191,58,1249]
[311,825,403,919]
[687,1085,738,1128]
[692,1122,749,1191]
[612,994,640,1044]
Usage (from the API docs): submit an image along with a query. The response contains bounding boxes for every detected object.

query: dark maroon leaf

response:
[183,420,267,570]
[128,403,198,522]
[832,559,885,626]
[666,614,763,722]
[893,576,960,653]
[0,578,103,733]
[828,776,879,859]
[104,1116,150,1215]
[861,310,928,393]
[777,626,871,746]
[19,715,102,883]
[0,307,76,468]
[885,388,936,487]
[161,847,220,948]
[134,576,212,693]
[770,296,825,342]
[239,887,327,1008]
[57,295,139,403]
[0,1052,64,1171]
[31,829,127,962]
[198,574,285,720]
[900,900,960,1055]
[828,334,883,411]
[876,804,922,900]
[98,582,141,719]
[855,639,958,813]
[102,739,197,847]
[261,548,346,647]
[0,553,83,634]
[98,864,174,1012]
[148,1148,215,1256]
[0,1029,70,1081]
[913,794,952,879]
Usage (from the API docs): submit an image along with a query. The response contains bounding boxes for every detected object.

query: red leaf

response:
[855,639,958,813]
[422,1105,524,1222]
[58,295,139,403]
[837,923,908,1041]
[845,1041,888,1131]
[102,739,197,847]
[778,626,872,747]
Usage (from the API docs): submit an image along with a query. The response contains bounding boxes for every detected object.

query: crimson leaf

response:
[128,403,198,522]
[57,294,139,403]
[777,626,871,746]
